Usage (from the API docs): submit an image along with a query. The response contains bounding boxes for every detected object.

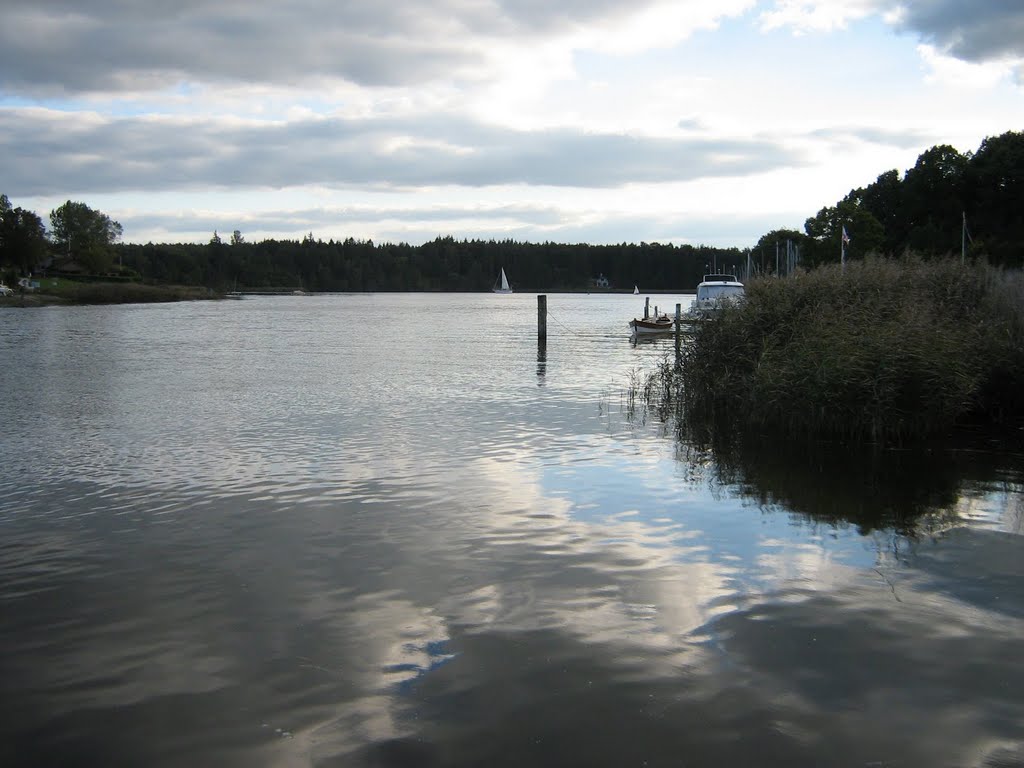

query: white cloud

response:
[2,0,1023,246]
[916,43,1018,89]
[759,0,879,33]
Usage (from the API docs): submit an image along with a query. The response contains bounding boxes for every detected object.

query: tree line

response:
[116,235,744,292]
[2,130,1021,291]
[753,130,1024,269]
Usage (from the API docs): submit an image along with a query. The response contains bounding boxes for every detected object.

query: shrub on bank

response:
[676,256,1024,442]
[55,281,212,304]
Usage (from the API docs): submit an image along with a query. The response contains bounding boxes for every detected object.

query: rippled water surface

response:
[2,293,1023,767]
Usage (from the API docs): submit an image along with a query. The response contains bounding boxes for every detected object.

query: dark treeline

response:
[4,131,1022,291]
[754,130,1024,269]
[116,236,744,292]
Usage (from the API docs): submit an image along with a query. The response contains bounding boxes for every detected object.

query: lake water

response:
[1,293,1023,767]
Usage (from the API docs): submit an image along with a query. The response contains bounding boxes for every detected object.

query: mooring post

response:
[675,303,682,364]
[644,297,650,319]
[538,295,547,342]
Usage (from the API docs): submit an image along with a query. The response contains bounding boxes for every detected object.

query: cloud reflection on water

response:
[3,297,1024,767]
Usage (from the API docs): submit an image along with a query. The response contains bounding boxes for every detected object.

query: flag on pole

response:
[841,226,850,245]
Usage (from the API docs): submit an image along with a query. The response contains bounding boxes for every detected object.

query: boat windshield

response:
[698,285,744,301]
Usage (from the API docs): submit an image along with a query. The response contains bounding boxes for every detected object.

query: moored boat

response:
[629,313,674,335]
[685,273,744,318]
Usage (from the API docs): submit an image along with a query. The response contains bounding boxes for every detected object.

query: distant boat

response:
[493,268,513,294]
[633,285,639,294]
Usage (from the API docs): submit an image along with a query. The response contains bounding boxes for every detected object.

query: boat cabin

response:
[695,274,744,304]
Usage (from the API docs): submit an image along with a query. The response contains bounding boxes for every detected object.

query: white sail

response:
[493,268,512,293]
[633,285,639,294]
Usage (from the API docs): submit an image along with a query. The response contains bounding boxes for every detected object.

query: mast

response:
[962,212,966,265]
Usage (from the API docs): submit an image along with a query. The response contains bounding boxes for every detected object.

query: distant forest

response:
[2,130,1021,292]
[118,236,744,292]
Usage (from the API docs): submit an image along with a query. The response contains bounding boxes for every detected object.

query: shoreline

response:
[0,283,217,307]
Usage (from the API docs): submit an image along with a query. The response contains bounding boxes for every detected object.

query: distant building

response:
[592,273,610,289]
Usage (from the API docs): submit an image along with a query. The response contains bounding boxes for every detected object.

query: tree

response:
[50,200,123,273]
[804,202,884,266]
[900,144,967,256]
[231,230,244,246]
[0,195,49,275]
[856,170,904,255]
[751,228,808,275]
[964,130,1024,266]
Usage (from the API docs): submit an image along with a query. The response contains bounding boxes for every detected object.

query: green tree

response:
[0,195,49,275]
[751,228,808,275]
[50,200,123,273]
[901,144,967,256]
[964,130,1024,266]
[855,169,905,255]
[804,202,884,266]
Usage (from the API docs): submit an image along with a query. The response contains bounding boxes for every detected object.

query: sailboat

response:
[493,267,513,294]
[633,285,639,294]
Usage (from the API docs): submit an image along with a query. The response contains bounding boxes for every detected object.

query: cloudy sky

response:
[2,0,1022,247]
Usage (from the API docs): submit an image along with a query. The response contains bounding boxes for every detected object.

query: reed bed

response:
[50,282,212,304]
[668,256,1024,443]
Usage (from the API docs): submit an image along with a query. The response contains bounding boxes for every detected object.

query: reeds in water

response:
[672,256,1024,443]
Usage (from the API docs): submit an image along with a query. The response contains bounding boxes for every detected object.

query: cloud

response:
[889,0,1024,64]
[0,108,806,196]
[0,0,748,97]
[4,1,1022,100]
[760,0,1024,66]
[807,125,931,149]
[760,0,878,33]
[97,201,792,248]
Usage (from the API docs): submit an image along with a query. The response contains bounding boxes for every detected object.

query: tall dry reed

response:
[676,256,1024,443]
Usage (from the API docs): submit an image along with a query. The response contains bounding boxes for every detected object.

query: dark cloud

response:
[0,109,806,196]
[891,0,1024,63]
[3,2,1022,97]
[0,0,646,95]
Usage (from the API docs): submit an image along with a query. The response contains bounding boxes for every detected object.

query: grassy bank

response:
[0,280,214,306]
[661,256,1024,443]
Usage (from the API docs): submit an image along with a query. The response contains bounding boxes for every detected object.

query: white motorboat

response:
[686,273,744,318]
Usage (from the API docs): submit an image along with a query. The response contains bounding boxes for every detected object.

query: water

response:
[1,293,1023,767]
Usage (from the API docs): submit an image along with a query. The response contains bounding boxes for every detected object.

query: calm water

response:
[1,293,1023,768]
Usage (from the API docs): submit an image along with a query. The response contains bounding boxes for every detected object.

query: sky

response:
[1,0,1022,248]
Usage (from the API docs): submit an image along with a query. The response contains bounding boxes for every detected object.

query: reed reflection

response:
[674,429,1024,536]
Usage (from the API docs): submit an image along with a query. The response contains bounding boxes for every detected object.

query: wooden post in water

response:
[674,303,682,364]
[537,295,547,342]
[644,297,650,320]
